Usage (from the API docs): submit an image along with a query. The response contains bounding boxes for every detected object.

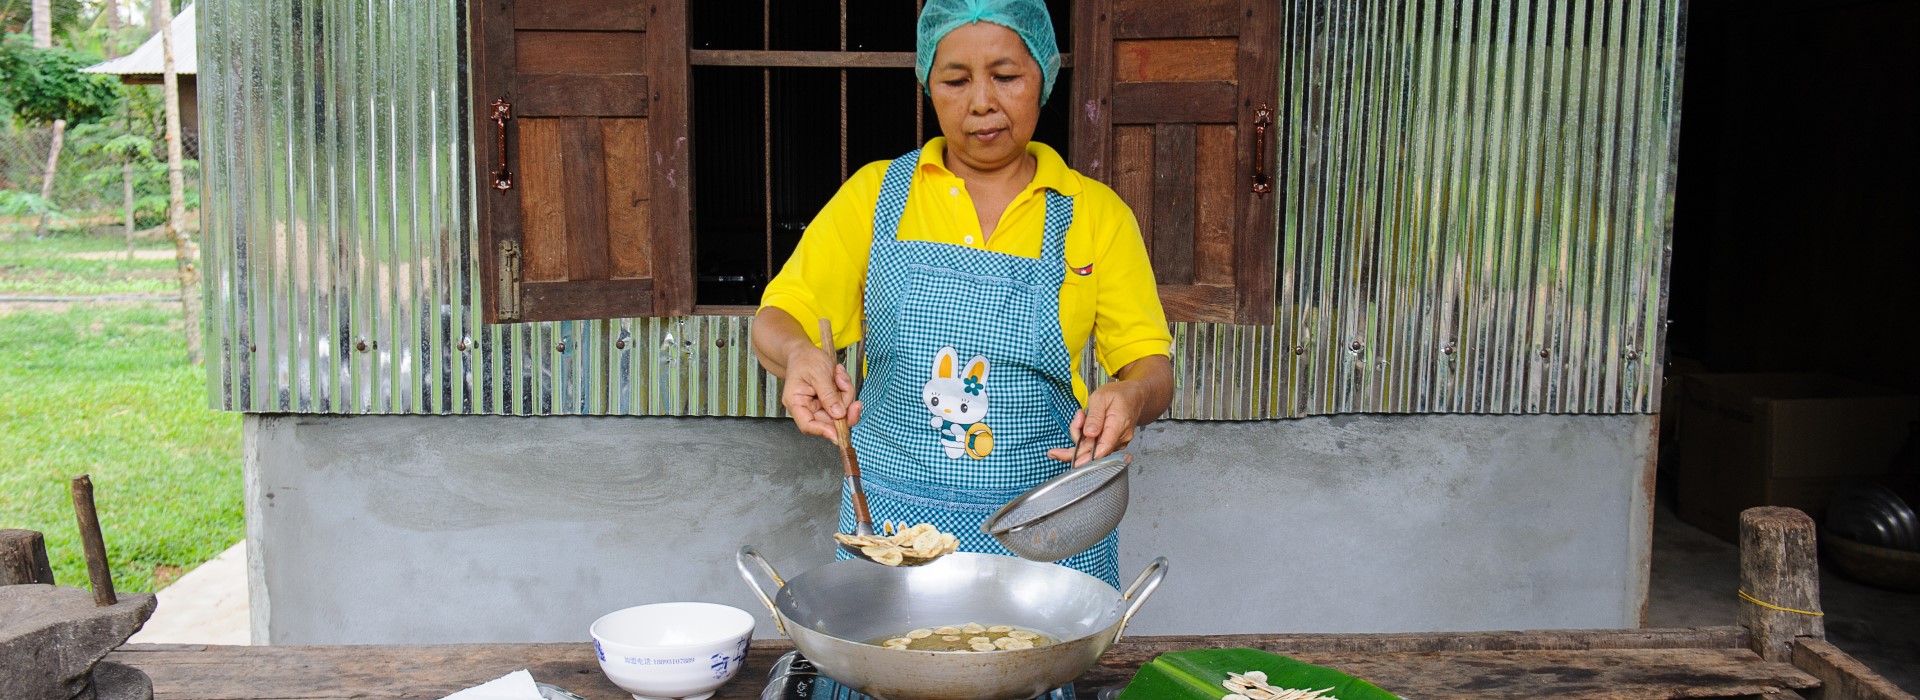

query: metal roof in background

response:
[82,3,197,79]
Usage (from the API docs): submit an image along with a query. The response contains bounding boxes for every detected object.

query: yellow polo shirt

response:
[760,138,1172,404]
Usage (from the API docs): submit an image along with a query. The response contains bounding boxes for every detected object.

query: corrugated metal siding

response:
[1268,0,1684,417]
[199,0,1682,419]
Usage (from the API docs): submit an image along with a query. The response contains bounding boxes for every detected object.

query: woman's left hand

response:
[1047,355,1173,466]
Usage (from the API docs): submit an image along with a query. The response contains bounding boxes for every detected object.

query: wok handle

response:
[735,546,789,637]
[1113,557,1168,644]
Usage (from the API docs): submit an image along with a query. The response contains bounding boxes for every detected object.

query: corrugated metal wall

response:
[199,0,1683,419]
[1271,0,1683,417]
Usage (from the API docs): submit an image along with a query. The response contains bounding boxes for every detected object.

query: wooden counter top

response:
[110,627,1843,700]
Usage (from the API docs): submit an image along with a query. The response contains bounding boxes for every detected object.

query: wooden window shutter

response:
[473,0,693,323]
[1071,0,1279,325]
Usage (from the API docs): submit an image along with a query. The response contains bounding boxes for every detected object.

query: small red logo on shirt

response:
[1069,262,1093,276]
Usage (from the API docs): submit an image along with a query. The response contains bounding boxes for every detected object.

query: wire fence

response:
[0,121,200,235]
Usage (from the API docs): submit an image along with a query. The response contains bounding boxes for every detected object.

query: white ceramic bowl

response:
[590,602,755,700]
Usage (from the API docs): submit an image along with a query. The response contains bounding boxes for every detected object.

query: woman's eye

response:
[943,78,967,87]
[994,74,1019,83]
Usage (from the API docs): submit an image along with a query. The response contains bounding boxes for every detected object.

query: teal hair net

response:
[916,0,1061,105]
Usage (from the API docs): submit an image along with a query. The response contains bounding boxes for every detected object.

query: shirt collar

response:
[917,138,1084,197]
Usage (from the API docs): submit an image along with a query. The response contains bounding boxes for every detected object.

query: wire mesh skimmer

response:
[982,453,1131,561]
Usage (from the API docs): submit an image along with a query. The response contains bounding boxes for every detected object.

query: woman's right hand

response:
[781,341,863,444]
[752,306,863,445]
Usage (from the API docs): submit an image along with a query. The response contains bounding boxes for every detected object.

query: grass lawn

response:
[0,229,183,297]
[0,230,239,594]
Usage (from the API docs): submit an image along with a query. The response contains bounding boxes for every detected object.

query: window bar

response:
[915,0,925,145]
[762,0,773,285]
[840,0,849,182]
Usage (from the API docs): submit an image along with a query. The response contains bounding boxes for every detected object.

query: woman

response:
[753,4,1170,692]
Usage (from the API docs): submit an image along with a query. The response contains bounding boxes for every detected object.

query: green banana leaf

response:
[1116,648,1399,700]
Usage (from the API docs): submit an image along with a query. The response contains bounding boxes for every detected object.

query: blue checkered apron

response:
[813,150,1116,700]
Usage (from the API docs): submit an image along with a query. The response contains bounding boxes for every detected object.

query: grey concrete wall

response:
[244,413,1655,644]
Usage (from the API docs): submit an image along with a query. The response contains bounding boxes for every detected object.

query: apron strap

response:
[1039,190,1073,267]
[872,150,922,246]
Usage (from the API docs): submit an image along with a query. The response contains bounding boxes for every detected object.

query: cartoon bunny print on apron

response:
[925,347,994,459]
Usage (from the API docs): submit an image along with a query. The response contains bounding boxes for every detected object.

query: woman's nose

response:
[967,81,995,114]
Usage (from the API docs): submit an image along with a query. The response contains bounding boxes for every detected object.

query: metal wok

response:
[737,547,1167,700]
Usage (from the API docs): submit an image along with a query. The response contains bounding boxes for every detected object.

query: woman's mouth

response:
[971,128,1005,142]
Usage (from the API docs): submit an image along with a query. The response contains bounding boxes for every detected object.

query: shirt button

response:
[964,235,975,245]
[949,187,959,196]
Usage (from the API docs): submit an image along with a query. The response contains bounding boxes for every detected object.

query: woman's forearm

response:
[1114,354,1174,425]
[751,306,814,379]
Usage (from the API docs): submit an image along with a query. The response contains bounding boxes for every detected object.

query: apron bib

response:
[815,150,1115,700]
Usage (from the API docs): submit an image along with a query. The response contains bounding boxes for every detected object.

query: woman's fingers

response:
[1080,383,1143,463]
[1093,410,1134,458]
[1047,410,1087,463]
[1071,410,1091,463]
[782,391,835,443]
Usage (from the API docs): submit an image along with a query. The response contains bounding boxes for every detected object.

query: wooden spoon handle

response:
[819,319,873,534]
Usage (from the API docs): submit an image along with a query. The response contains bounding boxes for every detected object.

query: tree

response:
[31,0,48,46]
[33,0,56,238]
[158,0,197,363]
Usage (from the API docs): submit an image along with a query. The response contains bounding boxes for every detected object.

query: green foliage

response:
[67,119,195,226]
[0,32,124,125]
[0,186,56,217]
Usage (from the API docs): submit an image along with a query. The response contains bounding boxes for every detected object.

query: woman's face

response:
[928,22,1043,174]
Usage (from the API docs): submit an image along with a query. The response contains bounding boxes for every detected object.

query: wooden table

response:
[107,508,1916,700]
[108,627,1904,700]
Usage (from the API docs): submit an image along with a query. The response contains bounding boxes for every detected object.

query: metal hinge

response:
[497,239,521,321]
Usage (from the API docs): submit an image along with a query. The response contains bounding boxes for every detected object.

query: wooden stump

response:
[0,529,56,586]
[1739,507,1824,662]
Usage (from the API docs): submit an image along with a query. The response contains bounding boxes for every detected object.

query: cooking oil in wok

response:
[870,623,1056,652]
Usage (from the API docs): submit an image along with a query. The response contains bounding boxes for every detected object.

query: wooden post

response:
[69,475,118,606]
[1738,507,1824,662]
[0,529,57,586]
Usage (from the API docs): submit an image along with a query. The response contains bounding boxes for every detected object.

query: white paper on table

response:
[439,669,544,700]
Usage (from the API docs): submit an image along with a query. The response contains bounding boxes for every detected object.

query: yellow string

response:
[1738,589,1824,617]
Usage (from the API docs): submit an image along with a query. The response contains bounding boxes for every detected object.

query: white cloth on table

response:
[439,669,543,700]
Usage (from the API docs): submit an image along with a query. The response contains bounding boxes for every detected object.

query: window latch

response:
[497,239,521,321]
